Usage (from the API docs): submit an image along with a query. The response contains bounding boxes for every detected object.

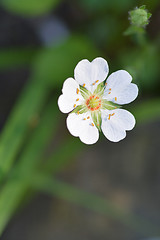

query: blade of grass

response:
[0,35,98,181]
[0,78,49,181]
[0,48,37,70]
[43,137,84,174]
[32,175,160,237]
[131,98,160,124]
[0,100,59,235]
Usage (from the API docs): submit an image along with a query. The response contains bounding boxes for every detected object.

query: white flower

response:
[58,57,138,144]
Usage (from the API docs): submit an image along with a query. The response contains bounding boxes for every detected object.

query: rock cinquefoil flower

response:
[58,57,138,144]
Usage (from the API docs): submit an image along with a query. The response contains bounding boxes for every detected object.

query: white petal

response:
[62,77,80,97]
[58,78,83,113]
[66,113,99,145]
[112,83,138,105]
[101,109,135,142]
[58,95,75,113]
[74,57,109,92]
[106,70,132,91]
[66,113,80,137]
[104,70,138,104]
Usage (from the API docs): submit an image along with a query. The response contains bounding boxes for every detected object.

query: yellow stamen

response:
[83,84,85,87]
[105,83,107,86]
[115,97,117,101]
[108,92,111,94]
[77,111,79,115]
[76,98,79,101]
[83,118,86,120]
[109,88,111,91]
[73,104,76,108]
[91,123,94,126]
[92,83,95,85]
[108,113,115,120]
[96,80,99,83]
[87,116,90,119]
[76,88,79,94]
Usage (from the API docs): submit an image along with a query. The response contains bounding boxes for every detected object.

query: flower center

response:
[86,95,101,111]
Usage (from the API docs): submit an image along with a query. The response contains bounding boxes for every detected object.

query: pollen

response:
[73,104,76,108]
[86,95,102,111]
[96,80,99,83]
[76,88,79,94]
[87,116,90,119]
[83,118,86,120]
[76,98,79,101]
[83,84,85,87]
[109,88,111,91]
[108,92,111,94]
[108,113,115,120]
[77,111,79,115]
[115,97,117,101]
[92,83,95,85]
[91,123,94,126]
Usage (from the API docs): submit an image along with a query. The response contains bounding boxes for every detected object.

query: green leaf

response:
[91,111,102,131]
[1,0,61,16]
[102,100,120,110]
[71,105,87,114]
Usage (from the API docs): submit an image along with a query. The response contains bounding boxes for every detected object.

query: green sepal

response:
[102,100,121,110]
[79,85,91,99]
[139,5,146,10]
[71,105,87,114]
[91,111,102,131]
[93,82,105,96]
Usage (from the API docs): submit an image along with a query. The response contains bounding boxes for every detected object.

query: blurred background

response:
[0,0,160,239]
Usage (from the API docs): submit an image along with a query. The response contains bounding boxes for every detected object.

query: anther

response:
[91,123,94,126]
[92,83,95,85]
[73,104,76,108]
[76,88,79,94]
[87,116,90,119]
[96,80,99,83]
[108,114,111,120]
[77,111,80,115]
[109,88,111,91]
[83,84,85,87]
[111,113,115,116]
[83,118,86,120]
[105,83,107,86]
[115,97,117,101]
[108,92,111,94]
[76,98,79,101]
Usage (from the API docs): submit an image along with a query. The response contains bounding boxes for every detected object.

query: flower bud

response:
[129,5,152,28]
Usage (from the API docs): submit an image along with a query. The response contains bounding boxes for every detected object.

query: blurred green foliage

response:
[0,0,160,237]
[1,0,61,16]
